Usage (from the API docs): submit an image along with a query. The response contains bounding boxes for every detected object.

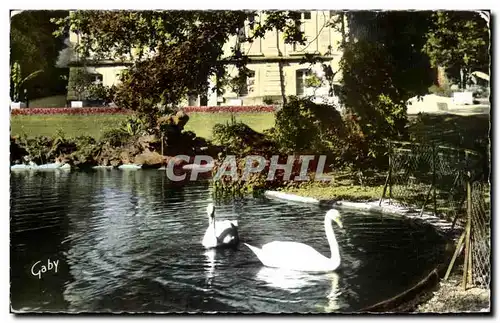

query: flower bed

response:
[11,107,132,116]
[183,106,276,113]
[11,105,276,116]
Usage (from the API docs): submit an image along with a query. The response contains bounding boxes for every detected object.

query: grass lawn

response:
[280,170,387,202]
[10,114,129,139]
[10,112,276,140]
[10,110,488,149]
[282,183,385,202]
[408,113,490,151]
[184,112,275,139]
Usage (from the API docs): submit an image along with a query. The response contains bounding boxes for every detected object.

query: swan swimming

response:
[202,203,239,249]
[244,209,343,272]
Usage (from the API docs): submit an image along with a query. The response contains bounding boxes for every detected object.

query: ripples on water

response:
[10,170,448,313]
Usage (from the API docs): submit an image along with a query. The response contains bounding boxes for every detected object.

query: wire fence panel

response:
[384,141,490,289]
[469,181,491,289]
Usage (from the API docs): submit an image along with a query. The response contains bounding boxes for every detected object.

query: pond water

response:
[10,170,449,313]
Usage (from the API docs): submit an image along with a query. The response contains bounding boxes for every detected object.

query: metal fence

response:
[381,141,490,290]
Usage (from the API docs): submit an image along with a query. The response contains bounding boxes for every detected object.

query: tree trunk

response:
[460,68,469,90]
[340,12,346,46]
[276,29,287,106]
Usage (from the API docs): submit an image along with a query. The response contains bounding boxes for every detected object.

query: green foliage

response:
[212,155,294,197]
[428,84,453,97]
[271,96,345,155]
[13,131,103,167]
[67,67,116,104]
[68,135,101,166]
[422,11,489,89]
[271,97,383,170]
[48,129,77,157]
[100,127,133,147]
[99,115,147,147]
[262,96,278,105]
[10,10,69,100]
[122,116,147,136]
[338,39,409,145]
[320,11,439,154]
[10,136,28,163]
[53,10,306,124]
[17,135,52,164]
[10,61,43,102]
[212,158,264,196]
[86,83,116,105]
[56,11,253,121]
[305,73,322,89]
[212,117,275,156]
[16,130,79,165]
[67,67,93,101]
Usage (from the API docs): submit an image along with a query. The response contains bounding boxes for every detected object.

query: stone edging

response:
[264,190,461,235]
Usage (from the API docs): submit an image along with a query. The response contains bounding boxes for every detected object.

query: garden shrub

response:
[211,155,304,197]
[338,39,410,151]
[271,96,345,156]
[10,136,28,164]
[428,84,453,97]
[99,115,148,148]
[86,83,117,106]
[100,127,133,148]
[17,135,59,165]
[67,135,101,167]
[270,97,388,171]
[212,117,276,157]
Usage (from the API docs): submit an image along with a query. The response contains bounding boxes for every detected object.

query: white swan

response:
[244,209,343,272]
[202,203,239,249]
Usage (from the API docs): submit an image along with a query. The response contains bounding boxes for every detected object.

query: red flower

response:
[11,105,276,116]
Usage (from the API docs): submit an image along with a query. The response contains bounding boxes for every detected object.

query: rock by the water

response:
[134,151,167,168]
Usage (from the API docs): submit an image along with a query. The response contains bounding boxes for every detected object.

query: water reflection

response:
[254,267,342,312]
[256,267,324,291]
[10,170,449,313]
[204,249,216,287]
[324,272,341,312]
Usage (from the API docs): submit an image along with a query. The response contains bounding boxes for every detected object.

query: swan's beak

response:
[334,218,343,229]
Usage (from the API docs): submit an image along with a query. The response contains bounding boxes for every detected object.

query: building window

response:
[240,70,255,96]
[296,69,311,96]
[248,14,255,26]
[188,94,198,106]
[302,11,311,20]
[237,21,246,44]
[91,73,103,84]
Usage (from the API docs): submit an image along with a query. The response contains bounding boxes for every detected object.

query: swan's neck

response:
[324,216,340,264]
[209,214,216,234]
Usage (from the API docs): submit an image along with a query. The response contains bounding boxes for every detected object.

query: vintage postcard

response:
[9,7,491,315]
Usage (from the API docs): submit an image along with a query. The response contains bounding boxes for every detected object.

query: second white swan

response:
[202,203,239,249]
[244,209,343,272]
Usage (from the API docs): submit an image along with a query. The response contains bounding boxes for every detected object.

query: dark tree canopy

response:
[10,10,69,100]
[344,11,436,100]
[332,11,437,145]
[422,11,490,89]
